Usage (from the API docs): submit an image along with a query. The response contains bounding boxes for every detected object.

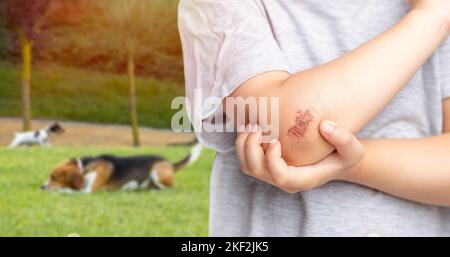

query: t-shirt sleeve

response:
[439,37,450,100]
[178,0,290,152]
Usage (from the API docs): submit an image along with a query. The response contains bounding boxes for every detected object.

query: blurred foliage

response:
[7,0,51,41]
[0,62,184,128]
[1,0,183,81]
[0,1,12,59]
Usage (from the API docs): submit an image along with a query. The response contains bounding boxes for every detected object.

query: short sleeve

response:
[439,37,450,99]
[178,0,290,152]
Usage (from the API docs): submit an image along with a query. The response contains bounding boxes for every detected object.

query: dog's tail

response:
[173,142,203,171]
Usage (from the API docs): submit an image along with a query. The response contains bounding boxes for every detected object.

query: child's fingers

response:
[236,127,251,173]
[244,126,273,183]
[319,120,364,163]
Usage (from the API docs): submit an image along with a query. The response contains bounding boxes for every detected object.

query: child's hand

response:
[408,0,450,33]
[235,121,364,193]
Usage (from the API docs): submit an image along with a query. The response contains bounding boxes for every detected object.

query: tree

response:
[93,0,176,147]
[8,0,51,131]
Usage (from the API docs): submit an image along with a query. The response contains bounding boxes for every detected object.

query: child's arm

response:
[237,97,450,205]
[228,1,450,167]
[238,116,450,206]
[337,98,450,206]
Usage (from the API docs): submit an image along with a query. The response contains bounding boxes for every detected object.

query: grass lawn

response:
[0,146,214,236]
[0,62,185,128]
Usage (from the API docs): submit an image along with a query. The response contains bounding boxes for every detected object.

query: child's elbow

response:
[278,111,335,166]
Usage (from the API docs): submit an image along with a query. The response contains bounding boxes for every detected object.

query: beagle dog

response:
[41,143,202,193]
[9,123,65,148]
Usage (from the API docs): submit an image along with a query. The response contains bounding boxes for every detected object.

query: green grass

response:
[0,62,185,128]
[0,146,214,236]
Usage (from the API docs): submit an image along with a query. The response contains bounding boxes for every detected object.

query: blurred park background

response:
[0,0,213,236]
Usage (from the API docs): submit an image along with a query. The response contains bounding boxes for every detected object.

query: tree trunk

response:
[127,49,140,147]
[21,37,32,132]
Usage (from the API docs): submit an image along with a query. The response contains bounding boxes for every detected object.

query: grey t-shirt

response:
[178,0,450,236]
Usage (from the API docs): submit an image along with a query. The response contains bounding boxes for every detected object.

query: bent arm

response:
[228,10,449,166]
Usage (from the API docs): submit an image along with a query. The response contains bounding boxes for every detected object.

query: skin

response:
[238,99,450,206]
[340,98,450,206]
[287,109,315,142]
[235,1,450,206]
[229,1,450,166]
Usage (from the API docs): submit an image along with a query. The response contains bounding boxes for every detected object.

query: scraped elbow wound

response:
[287,109,315,142]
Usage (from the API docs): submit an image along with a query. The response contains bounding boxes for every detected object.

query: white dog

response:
[9,123,65,148]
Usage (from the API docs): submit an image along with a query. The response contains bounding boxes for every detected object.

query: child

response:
[179,0,450,236]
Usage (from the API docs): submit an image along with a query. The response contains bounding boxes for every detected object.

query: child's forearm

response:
[231,9,449,166]
[339,134,450,206]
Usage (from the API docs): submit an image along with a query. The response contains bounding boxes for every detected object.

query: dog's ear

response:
[69,158,83,173]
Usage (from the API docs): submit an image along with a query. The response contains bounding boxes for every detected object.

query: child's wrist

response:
[336,145,366,183]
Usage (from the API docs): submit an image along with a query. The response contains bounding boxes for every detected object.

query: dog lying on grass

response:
[9,123,65,148]
[41,143,203,193]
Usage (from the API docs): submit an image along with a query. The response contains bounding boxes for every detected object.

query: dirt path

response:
[0,117,195,147]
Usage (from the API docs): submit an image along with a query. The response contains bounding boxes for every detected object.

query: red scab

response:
[287,109,314,141]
